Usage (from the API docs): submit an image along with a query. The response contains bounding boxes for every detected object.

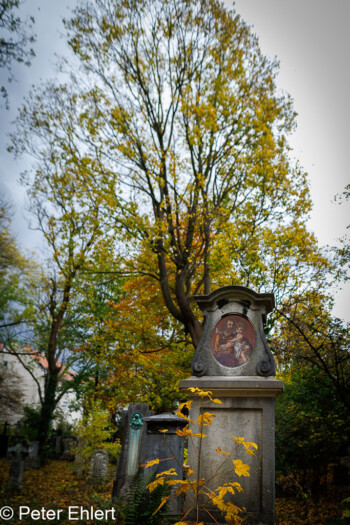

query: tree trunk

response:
[38,369,59,461]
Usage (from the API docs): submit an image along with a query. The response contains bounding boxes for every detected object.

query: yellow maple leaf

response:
[216,447,231,455]
[178,401,192,411]
[176,425,206,438]
[142,458,160,468]
[175,480,193,495]
[232,459,250,477]
[224,501,242,522]
[229,481,243,492]
[166,479,187,486]
[147,477,165,493]
[188,387,212,398]
[175,411,195,423]
[244,441,258,450]
[243,441,258,456]
[197,412,216,426]
[156,468,177,477]
[152,495,168,515]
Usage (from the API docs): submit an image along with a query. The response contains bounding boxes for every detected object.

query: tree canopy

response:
[9,0,331,348]
[8,0,347,405]
[0,0,35,106]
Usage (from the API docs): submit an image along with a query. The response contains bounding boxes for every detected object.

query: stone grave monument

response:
[112,403,153,499]
[179,285,283,525]
[143,413,187,515]
[90,449,109,480]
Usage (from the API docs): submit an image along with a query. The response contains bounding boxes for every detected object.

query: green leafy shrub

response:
[72,399,121,475]
[276,365,350,495]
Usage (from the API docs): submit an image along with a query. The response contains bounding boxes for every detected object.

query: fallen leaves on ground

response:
[0,458,116,524]
[276,489,349,525]
[0,458,348,524]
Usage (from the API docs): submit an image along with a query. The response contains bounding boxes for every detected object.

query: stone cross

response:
[7,441,29,489]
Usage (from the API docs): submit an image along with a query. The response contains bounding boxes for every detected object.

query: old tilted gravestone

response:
[90,449,109,480]
[112,403,153,499]
[180,285,284,525]
[7,441,29,489]
[143,413,187,515]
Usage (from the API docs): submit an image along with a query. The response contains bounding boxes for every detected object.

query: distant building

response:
[0,343,82,426]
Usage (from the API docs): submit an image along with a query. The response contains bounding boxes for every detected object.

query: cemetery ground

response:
[0,458,349,524]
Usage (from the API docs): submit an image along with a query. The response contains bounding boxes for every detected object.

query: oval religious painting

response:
[211,315,255,368]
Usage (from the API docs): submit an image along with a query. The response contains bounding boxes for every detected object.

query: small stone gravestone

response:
[7,441,29,489]
[25,440,40,470]
[55,435,63,457]
[90,449,109,479]
[112,403,153,499]
[61,436,75,461]
[73,438,85,477]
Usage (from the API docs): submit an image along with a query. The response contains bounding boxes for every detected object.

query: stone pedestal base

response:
[179,376,283,525]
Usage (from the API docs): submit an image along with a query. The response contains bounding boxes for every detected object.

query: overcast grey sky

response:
[1,0,349,319]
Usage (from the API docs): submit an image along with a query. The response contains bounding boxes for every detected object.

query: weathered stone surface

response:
[143,413,187,515]
[112,403,153,499]
[90,449,109,479]
[180,376,284,397]
[190,286,275,377]
[180,376,283,525]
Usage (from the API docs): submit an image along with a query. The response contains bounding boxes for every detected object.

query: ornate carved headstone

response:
[180,285,283,525]
[191,285,275,377]
[90,449,109,479]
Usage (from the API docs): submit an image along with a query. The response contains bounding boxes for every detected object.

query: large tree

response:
[61,0,329,347]
[8,108,118,454]
[12,0,333,354]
